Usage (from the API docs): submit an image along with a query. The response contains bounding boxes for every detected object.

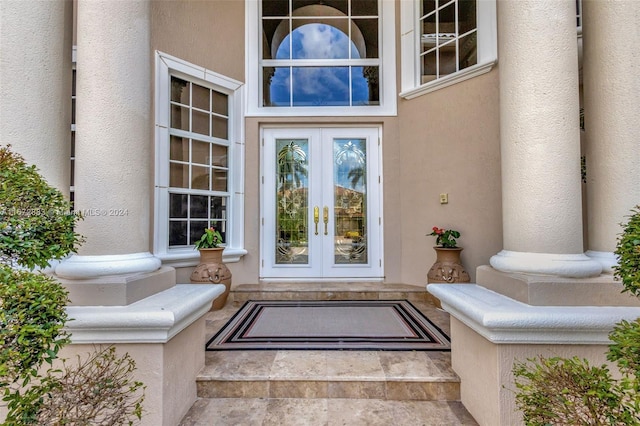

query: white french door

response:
[261,127,383,280]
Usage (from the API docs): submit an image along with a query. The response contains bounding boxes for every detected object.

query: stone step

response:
[229,282,436,305]
[179,397,479,425]
[197,349,460,401]
[179,283,477,425]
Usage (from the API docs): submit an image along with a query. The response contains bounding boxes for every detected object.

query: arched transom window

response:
[261,0,380,108]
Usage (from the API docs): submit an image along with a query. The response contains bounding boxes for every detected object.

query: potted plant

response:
[428,226,461,249]
[426,227,470,305]
[194,226,223,250]
[190,227,232,310]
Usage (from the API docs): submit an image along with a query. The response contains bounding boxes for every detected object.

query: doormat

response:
[206,300,450,351]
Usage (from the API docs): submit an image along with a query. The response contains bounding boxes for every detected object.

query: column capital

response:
[490,250,602,278]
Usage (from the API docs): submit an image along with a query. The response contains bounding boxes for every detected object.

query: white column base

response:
[585,250,618,274]
[55,252,162,279]
[490,250,602,278]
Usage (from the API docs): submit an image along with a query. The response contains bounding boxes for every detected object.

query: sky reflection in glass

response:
[270,23,370,107]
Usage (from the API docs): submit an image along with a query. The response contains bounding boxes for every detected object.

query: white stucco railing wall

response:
[65,284,224,343]
[428,283,640,425]
[428,284,640,345]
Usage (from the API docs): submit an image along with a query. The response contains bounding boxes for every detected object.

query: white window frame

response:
[154,51,247,265]
[399,0,497,99]
[245,0,397,117]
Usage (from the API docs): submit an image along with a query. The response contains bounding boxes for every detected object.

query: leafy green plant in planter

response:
[513,205,640,425]
[0,145,144,425]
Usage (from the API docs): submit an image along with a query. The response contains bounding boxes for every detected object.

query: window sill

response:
[399,60,497,100]
[156,247,248,268]
[245,104,397,118]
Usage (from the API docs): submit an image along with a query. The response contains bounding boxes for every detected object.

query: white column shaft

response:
[0,0,72,194]
[57,0,161,278]
[492,0,601,277]
[74,0,152,256]
[583,0,640,271]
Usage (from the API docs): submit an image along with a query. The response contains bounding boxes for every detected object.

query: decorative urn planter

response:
[427,247,470,308]
[190,247,232,310]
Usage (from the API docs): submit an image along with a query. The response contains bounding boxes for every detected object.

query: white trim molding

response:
[156,247,248,268]
[245,0,397,116]
[55,252,162,279]
[65,284,224,343]
[490,250,603,278]
[399,61,496,99]
[428,284,640,344]
[400,0,497,98]
[154,51,246,263]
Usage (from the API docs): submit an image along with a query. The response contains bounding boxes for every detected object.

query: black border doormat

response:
[206,300,451,351]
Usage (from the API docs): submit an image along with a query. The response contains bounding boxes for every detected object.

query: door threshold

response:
[259,277,385,283]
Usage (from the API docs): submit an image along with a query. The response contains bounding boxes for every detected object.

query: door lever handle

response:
[314,206,319,235]
[323,206,329,235]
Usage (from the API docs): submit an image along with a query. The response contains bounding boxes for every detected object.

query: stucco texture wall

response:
[396,70,503,285]
[150,0,245,82]
[157,0,502,286]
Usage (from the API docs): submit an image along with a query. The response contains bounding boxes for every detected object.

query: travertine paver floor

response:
[179,283,478,425]
[179,397,478,425]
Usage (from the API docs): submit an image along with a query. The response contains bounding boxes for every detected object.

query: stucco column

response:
[0,0,72,194]
[490,0,601,277]
[583,0,640,273]
[56,0,160,278]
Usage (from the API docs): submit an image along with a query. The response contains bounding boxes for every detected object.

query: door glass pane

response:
[333,138,367,264]
[276,139,309,264]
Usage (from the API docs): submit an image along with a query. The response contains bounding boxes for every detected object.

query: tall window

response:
[167,77,230,247]
[155,52,246,263]
[247,0,396,116]
[400,0,497,98]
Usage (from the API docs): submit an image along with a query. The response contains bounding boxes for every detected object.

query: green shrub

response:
[0,145,144,425]
[614,206,640,298]
[513,356,636,425]
[0,145,83,270]
[21,346,145,425]
[513,205,640,426]
[0,267,70,385]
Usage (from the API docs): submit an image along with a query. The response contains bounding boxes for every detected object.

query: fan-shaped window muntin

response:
[261,1,380,107]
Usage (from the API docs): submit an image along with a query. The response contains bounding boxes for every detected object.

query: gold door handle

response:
[314,206,319,235]
[323,206,329,235]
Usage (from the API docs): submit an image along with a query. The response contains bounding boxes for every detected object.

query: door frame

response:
[260,125,384,281]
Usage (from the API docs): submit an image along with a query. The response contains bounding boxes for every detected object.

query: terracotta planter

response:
[190,247,232,310]
[427,247,470,308]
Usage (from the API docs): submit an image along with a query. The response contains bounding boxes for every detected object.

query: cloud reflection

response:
[270,23,369,107]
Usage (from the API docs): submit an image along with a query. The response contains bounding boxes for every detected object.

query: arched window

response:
[263,2,378,108]
[247,0,396,116]
[268,23,371,106]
